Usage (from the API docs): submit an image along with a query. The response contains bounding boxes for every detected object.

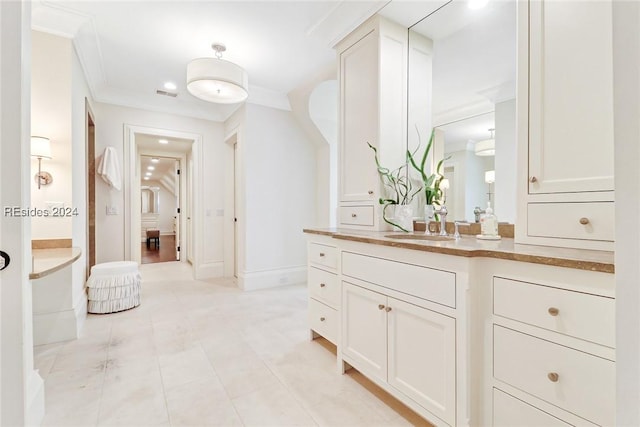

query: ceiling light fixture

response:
[164,82,177,91]
[147,166,155,171]
[158,139,168,144]
[475,128,495,156]
[144,177,150,181]
[186,43,249,104]
[145,172,152,176]
[151,158,159,163]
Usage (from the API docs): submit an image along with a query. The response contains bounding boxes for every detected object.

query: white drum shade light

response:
[187,43,248,104]
[475,128,495,156]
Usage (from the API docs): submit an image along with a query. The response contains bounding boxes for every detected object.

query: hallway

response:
[34,262,429,426]
[141,235,178,264]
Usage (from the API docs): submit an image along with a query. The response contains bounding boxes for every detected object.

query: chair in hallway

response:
[146,229,160,248]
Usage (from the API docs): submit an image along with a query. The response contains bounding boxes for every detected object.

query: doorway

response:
[139,155,181,264]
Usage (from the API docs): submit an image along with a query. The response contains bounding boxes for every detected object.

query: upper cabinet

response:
[336,15,407,230]
[517,0,615,250]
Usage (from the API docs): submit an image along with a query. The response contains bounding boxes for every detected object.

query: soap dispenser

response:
[477,201,501,240]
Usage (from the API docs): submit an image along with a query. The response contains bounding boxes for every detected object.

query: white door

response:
[340,29,379,202]
[174,160,180,261]
[387,298,456,426]
[342,281,387,382]
[1,2,37,423]
[186,151,193,263]
[233,141,238,278]
[527,0,614,194]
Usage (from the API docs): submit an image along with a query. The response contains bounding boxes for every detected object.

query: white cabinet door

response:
[342,281,387,382]
[527,0,614,194]
[340,29,379,202]
[387,298,456,426]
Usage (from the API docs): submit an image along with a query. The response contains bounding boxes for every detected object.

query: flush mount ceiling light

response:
[475,128,495,156]
[151,158,159,163]
[158,139,168,144]
[186,43,249,104]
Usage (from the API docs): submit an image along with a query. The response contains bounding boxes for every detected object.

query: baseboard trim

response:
[195,261,224,280]
[239,266,307,291]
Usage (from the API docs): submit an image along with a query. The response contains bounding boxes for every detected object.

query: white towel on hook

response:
[97,146,122,191]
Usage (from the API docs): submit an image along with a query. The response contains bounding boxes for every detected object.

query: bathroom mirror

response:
[141,186,159,214]
[380,0,517,223]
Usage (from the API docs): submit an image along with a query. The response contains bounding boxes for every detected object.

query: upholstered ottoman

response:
[87,261,141,314]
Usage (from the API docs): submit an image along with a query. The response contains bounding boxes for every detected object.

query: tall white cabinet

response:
[336,15,407,230]
[516,0,615,250]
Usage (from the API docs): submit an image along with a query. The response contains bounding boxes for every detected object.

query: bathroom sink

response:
[384,234,455,242]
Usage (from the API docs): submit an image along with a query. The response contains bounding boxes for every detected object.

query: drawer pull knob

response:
[547,372,559,382]
[548,307,559,316]
[385,306,392,312]
[351,213,357,218]
[319,283,326,288]
[579,217,590,225]
[320,317,326,322]
[368,190,374,195]
[378,304,385,310]
[529,176,537,183]
[319,253,325,257]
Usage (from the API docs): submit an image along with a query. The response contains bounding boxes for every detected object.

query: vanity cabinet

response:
[307,238,340,345]
[336,15,407,230]
[517,0,615,250]
[490,266,615,427]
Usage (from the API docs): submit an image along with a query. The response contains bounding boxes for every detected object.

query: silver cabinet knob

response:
[529,176,537,183]
[579,217,590,225]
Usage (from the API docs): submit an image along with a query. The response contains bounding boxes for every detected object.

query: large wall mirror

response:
[141,186,159,214]
[381,0,517,223]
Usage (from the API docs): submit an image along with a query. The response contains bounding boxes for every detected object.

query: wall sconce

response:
[31,136,53,189]
[485,170,495,203]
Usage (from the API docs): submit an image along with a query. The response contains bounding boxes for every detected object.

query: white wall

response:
[31,31,73,239]
[240,104,316,289]
[494,98,517,223]
[93,103,225,275]
[144,181,175,234]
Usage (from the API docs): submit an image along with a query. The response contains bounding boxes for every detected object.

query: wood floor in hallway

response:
[34,262,432,427]
[141,234,177,264]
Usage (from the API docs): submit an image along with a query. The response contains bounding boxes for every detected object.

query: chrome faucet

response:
[473,206,485,223]
[433,204,448,236]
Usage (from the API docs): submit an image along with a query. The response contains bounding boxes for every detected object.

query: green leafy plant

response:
[368,142,422,232]
[407,128,449,206]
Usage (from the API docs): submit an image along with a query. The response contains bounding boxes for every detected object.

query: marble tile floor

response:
[35,261,432,427]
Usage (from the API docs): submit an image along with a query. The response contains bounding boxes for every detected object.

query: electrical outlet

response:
[106,206,118,215]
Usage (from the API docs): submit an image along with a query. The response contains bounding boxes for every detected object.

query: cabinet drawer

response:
[339,205,374,226]
[309,298,338,345]
[494,326,615,426]
[342,252,456,308]
[494,277,615,347]
[493,388,571,427]
[308,243,338,271]
[308,267,339,308]
[527,202,614,241]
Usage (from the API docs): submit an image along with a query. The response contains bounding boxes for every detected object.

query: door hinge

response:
[177,169,181,175]
[177,246,180,252]
[177,208,181,214]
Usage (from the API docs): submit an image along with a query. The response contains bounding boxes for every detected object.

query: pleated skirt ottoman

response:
[87,261,141,314]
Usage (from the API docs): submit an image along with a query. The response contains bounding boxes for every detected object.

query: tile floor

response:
[35,261,432,427]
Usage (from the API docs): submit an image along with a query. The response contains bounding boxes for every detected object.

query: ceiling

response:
[32,0,387,121]
[141,156,176,185]
[135,133,194,153]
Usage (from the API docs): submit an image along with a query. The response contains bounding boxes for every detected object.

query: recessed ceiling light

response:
[164,81,177,91]
[147,166,155,171]
[151,158,159,163]
[468,0,489,9]
[145,172,152,176]
[143,177,150,180]
[158,139,169,144]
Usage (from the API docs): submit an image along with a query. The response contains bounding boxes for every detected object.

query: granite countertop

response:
[303,228,614,273]
[30,247,82,280]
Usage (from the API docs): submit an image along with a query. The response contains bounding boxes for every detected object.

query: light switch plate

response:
[106,206,118,215]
